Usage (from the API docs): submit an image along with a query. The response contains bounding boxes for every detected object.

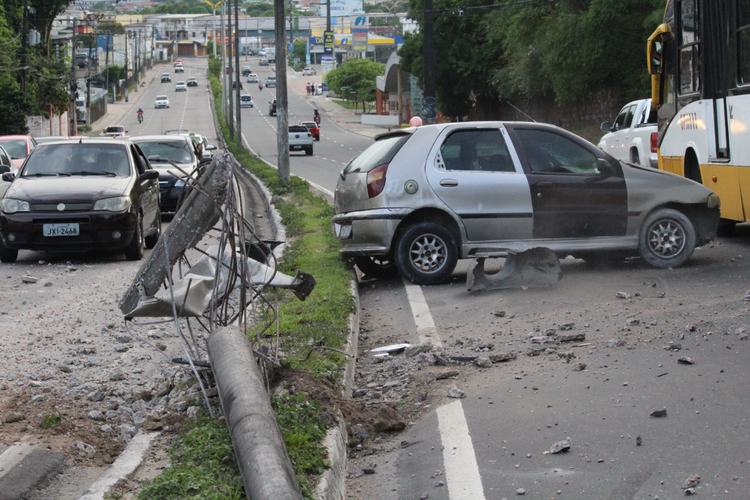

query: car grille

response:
[32,216,89,224]
[31,202,93,211]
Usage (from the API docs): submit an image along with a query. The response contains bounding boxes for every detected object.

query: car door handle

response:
[440,179,459,187]
[536,181,554,187]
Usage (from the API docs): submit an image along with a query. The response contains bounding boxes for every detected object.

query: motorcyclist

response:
[313,109,321,125]
[137,108,144,123]
[259,82,264,91]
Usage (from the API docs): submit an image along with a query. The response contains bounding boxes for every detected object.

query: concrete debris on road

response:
[447,387,465,399]
[573,362,587,371]
[664,342,682,351]
[682,473,701,489]
[370,343,411,355]
[616,291,631,299]
[549,439,571,454]
[435,370,460,380]
[466,248,562,293]
[677,356,695,364]
[636,435,642,446]
[489,351,517,363]
[650,409,667,418]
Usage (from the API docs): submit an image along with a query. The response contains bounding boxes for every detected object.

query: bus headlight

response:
[707,193,720,209]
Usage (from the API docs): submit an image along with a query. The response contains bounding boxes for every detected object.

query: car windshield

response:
[0,139,28,159]
[241,95,252,101]
[136,139,194,164]
[105,126,124,133]
[22,143,130,176]
[156,95,167,100]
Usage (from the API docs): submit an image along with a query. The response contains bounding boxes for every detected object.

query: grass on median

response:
[135,56,355,500]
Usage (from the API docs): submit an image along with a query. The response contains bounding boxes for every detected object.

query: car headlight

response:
[1,198,30,214]
[94,196,132,212]
[707,193,720,209]
[174,178,186,187]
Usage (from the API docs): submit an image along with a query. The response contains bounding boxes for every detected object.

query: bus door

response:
[703,0,731,162]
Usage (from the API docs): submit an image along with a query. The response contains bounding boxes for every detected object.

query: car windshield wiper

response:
[25,172,72,177]
[68,170,117,176]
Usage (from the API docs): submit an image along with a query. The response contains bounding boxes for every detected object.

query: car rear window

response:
[135,139,194,164]
[342,133,411,175]
[289,125,308,133]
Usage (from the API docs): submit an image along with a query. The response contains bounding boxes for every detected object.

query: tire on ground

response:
[353,255,398,280]
[395,222,458,285]
[638,208,696,268]
[124,213,145,261]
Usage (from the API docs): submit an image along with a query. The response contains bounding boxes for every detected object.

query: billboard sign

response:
[329,0,364,17]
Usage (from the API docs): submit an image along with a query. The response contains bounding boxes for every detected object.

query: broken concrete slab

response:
[466,248,562,293]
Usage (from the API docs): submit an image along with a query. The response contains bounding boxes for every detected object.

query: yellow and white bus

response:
[648,0,750,234]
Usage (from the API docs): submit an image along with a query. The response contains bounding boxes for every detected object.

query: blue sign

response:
[289,43,294,52]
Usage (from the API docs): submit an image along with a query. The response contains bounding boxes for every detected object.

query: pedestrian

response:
[306,83,310,96]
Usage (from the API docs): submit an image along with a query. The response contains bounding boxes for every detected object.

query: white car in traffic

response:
[155,95,170,109]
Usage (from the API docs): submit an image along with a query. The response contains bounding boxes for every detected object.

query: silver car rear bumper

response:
[332,208,412,256]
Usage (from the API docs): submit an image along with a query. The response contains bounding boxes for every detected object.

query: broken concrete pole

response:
[466,248,562,293]
[119,158,231,316]
[208,326,303,500]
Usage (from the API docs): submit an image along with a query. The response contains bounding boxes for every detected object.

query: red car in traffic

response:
[301,121,320,141]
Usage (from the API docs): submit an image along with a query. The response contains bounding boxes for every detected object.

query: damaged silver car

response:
[333,122,720,285]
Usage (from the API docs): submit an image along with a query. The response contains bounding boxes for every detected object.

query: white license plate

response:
[291,145,303,150]
[43,223,79,237]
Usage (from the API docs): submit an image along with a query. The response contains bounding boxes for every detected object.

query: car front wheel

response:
[638,208,696,268]
[395,222,458,285]
[0,238,18,263]
[145,211,162,249]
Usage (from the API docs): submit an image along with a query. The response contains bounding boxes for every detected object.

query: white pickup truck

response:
[288,124,313,156]
[598,98,658,168]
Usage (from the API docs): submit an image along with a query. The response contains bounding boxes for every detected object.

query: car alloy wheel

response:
[638,208,696,268]
[395,222,458,285]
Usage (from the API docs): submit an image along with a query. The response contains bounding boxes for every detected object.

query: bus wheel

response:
[639,208,696,268]
[685,150,702,183]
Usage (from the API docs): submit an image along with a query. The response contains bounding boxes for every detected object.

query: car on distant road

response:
[258,58,269,66]
[174,64,184,73]
[301,121,320,141]
[268,100,277,116]
[175,81,187,91]
[241,66,252,76]
[246,73,259,83]
[0,138,161,263]
[155,95,170,109]
[0,135,37,174]
[332,122,721,284]
[187,77,198,87]
[131,135,209,213]
[265,76,276,88]
[101,126,127,139]
[161,73,172,83]
[302,67,316,76]
[240,94,254,108]
[288,124,313,156]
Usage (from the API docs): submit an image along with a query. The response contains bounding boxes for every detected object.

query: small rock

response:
[550,439,571,454]
[433,480,444,487]
[493,310,506,317]
[664,343,682,351]
[435,370,459,380]
[685,487,696,495]
[489,351,517,363]
[21,276,39,284]
[474,357,492,368]
[682,474,700,489]
[558,322,575,331]
[88,410,105,421]
[516,488,526,495]
[4,413,24,423]
[557,332,585,342]
[447,387,465,399]
[677,356,695,365]
[650,409,667,418]
[573,362,587,371]
[616,291,631,299]
[636,435,642,446]
[362,468,376,475]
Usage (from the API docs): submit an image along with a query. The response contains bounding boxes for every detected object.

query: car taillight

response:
[366,163,389,198]
[650,132,658,153]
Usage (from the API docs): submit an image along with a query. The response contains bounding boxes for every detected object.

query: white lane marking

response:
[437,401,487,500]
[402,278,442,348]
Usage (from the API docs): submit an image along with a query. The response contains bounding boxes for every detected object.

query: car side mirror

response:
[205,145,217,151]
[141,170,159,181]
[200,157,213,166]
[0,165,10,174]
[2,172,15,181]
[600,122,612,132]
[597,159,616,177]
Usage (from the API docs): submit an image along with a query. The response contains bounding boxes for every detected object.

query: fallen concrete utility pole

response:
[466,247,562,293]
[118,157,231,316]
[208,326,303,500]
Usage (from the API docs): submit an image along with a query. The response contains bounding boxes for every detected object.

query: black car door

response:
[507,126,627,239]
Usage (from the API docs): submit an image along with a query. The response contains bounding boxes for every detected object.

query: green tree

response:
[140,0,212,14]
[325,58,384,113]
[289,39,307,70]
[245,4,275,17]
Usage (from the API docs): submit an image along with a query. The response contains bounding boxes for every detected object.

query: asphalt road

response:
[347,228,750,499]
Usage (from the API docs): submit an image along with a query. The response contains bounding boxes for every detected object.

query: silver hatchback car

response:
[333,122,720,285]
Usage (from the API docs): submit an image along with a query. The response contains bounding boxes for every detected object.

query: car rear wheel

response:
[125,214,145,261]
[306,146,313,156]
[353,256,398,280]
[0,239,18,263]
[145,211,162,249]
[638,208,696,268]
[395,222,458,285]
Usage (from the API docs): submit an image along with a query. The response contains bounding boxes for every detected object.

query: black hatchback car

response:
[0,139,161,263]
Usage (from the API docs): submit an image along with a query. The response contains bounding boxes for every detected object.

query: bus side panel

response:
[701,165,746,222]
